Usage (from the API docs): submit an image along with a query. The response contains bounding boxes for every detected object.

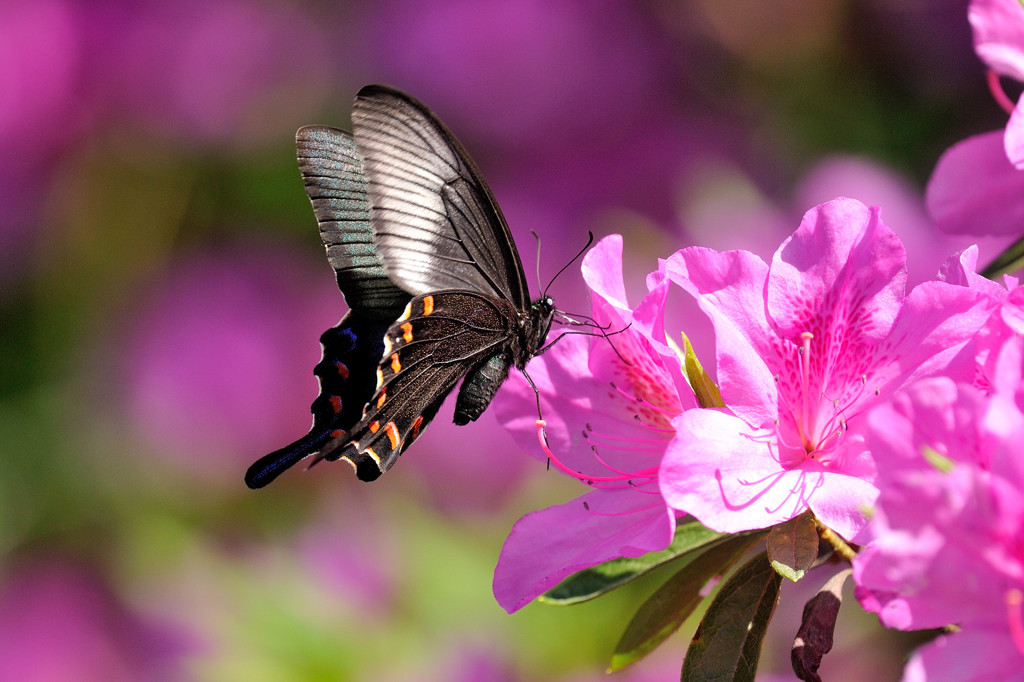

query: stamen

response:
[988,70,1018,116]
[631,414,675,433]
[588,445,659,479]
[584,428,673,446]
[799,332,814,446]
[534,420,657,489]
[609,381,677,420]
[772,420,806,453]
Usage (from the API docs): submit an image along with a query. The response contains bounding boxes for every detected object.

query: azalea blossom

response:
[926,0,1024,236]
[853,335,1024,681]
[490,234,695,613]
[659,198,993,540]
[970,0,1024,168]
[941,246,1023,392]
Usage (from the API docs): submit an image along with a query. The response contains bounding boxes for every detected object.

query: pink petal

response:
[492,487,675,613]
[663,248,777,426]
[905,630,1024,682]
[662,410,876,538]
[581,233,630,312]
[938,246,1010,300]
[873,280,994,392]
[768,198,905,341]
[926,130,1024,236]
[1007,93,1024,169]
[969,0,1024,81]
[1004,288,1024,330]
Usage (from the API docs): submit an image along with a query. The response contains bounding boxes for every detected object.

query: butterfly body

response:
[246,85,554,488]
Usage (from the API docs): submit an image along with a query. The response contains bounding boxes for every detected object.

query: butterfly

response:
[245,84,555,487]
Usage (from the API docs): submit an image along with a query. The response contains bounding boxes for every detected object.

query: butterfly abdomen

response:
[454,352,514,425]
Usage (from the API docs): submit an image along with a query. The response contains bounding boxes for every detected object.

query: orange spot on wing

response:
[329,395,342,413]
[390,352,401,373]
[329,429,344,439]
[422,295,434,316]
[376,388,387,409]
[410,415,424,441]
[335,362,350,380]
[369,420,380,434]
[400,322,413,343]
[385,422,400,450]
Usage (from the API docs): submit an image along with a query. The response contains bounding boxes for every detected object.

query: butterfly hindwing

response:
[319,291,517,480]
[245,312,394,488]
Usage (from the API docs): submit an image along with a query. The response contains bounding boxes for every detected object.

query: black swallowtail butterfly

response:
[245,85,555,487]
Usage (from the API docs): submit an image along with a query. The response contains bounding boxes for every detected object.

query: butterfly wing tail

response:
[245,311,395,488]
[245,429,335,489]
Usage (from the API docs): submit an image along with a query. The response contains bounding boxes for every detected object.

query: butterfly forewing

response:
[319,291,516,480]
[352,85,530,309]
[296,125,411,320]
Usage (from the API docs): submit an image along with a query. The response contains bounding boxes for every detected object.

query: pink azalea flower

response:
[970,0,1024,168]
[490,234,695,613]
[926,0,1024,235]
[853,345,1024,681]
[660,198,993,540]
[941,246,1024,392]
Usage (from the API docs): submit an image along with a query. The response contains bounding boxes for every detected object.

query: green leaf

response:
[669,332,724,408]
[981,231,1024,280]
[540,520,723,606]
[681,552,782,682]
[609,532,765,671]
[766,512,819,581]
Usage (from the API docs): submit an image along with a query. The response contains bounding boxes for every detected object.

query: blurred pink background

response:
[0,0,1005,679]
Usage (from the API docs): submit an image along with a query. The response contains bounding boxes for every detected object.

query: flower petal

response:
[926,130,1024,236]
[969,0,1024,82]
[663,247,776,426]
[582,233,630,313]
[1007,92,1024,169]
[767,198,905,342]
[905,630,1024,682]
[871,279,993,393]
[492,487,675,613]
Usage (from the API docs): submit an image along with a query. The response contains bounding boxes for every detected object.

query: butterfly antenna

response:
[539,323,633,366]
[554,309,611,330]
[541,309,633,365]
[543,231,595,297]
[530,229,544,295]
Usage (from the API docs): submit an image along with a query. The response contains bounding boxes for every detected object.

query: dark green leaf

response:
[981,232,1024,279]
[792,568,851,682]
[681,552,782,682]
[609,533,765,671]
[766,512,819,582]
[678,332,724,408]
[540,520,723,606]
